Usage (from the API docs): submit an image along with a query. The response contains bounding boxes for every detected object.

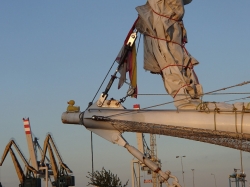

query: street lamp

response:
[191,169,195,187]
[211,173,217,187]
[176,156,186,187]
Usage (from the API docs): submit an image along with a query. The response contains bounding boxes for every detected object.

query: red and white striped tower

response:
[23,118,38,171]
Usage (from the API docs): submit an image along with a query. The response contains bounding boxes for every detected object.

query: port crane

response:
[22,118,75,187]
[0,140,41,187]
[40,133,75,187]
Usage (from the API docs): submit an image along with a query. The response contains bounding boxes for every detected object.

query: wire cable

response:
[224,96,250,103]
[106,81,250,118]
[137,92,250,96]
[91,59,117,104]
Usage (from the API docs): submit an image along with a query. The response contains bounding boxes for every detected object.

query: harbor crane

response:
[0,118,74,187]
[23,118,74,186]
[40,133,75,187]
[0,140,41,187]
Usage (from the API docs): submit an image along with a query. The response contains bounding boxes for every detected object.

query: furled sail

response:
[135,0,203,109]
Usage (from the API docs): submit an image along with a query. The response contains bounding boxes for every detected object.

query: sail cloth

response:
[135,0,203,109]
[116,19,138,98]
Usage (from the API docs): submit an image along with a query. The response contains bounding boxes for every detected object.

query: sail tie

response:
[150,7,182,22]
[149,6,189,55]
[213,102,220,131]
[145,33,188,55]
[233,104,238,133]
[161,64,193,71]
[173,84,190,98]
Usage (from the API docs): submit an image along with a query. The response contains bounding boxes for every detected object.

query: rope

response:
[205,81,250,96]
[145,33,188,55]
[90,59,117,104]
[224,96,250,103]
[233,104,238,133]
[88,18,142,178]
[150,7,182,22]
[240,106,245,173]
[106,81,250,118]
[144,7,189,55]
[173,84,190,98]
[196,102,210,113]
[162,64,193,71]
[211,102,220,131]
[91,132,94,174]
[241,106,245,134]
[136,92,250,96]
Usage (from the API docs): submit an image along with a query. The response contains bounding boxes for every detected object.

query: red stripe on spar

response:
[25,131,31,134]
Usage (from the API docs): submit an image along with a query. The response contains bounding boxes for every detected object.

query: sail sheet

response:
[135,0,203,109]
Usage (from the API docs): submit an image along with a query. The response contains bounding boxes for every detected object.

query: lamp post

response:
[176,156,186,187]
[191,169,195,187]
[211,173,217,187]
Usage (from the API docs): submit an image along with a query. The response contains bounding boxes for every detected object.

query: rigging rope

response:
[106,81,250,118]
[87,25,142,177]
[142,81,250,109]
[137,92,250,96]
[90,59,117,105]
[224,96,250,103]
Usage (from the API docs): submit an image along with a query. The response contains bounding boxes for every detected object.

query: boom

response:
[41,134,72,174]
[0,140,40,187]
[40,133,75,187]
[61,100,250,187]
[7,148,25,183]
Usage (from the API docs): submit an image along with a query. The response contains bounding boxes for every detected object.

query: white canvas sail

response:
[135,0,203,109]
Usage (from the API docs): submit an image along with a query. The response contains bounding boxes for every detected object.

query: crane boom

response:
[9,148,25,183]
[0,140,38,174]
[1,140,30,169]
[40,133,75,187]
[0,139,41,187]
[23,118,38,170]
[41,134,72,173]
[45,142,59,182]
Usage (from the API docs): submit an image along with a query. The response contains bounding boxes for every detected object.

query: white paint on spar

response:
[62,101,250,135]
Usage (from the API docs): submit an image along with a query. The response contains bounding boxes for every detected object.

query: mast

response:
[23,118,38,171]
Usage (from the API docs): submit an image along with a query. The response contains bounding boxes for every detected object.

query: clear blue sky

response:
[1,1,250,187]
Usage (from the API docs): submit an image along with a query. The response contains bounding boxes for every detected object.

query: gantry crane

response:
[40,134,75,187]
[0,140,41,187]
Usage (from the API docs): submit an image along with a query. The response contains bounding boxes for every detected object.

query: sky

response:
[1,0,250,187]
